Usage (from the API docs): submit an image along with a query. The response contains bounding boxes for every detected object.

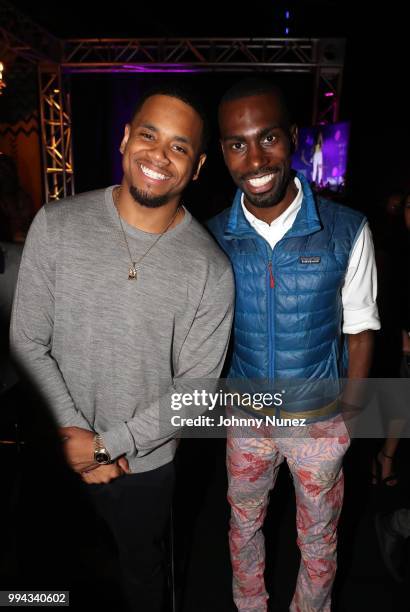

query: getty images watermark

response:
[157,378,410,439]
[169,389,307,428]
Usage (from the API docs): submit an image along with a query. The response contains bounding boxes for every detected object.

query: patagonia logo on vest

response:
[300,256,321,264]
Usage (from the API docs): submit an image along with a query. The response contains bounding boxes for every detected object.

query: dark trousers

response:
[87,461,175,612]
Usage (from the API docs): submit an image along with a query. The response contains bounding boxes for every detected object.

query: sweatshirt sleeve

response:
[9,207,93,431]
[102,263,235,459]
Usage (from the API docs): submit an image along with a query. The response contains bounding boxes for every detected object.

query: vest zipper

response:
[268,261,275,288]
[267,257,275,386]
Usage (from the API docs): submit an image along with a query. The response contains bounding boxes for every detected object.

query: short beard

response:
[242,166,291,208]
[244,182,288,208]
[129,185,171,209]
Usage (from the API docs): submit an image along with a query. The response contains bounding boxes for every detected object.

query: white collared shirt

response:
[241,177,380,334]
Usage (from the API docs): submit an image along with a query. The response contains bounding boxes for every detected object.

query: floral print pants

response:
[226,416,350,611]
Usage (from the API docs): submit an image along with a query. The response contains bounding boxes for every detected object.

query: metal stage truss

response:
[38,65,74,201]
[0,2,345,201]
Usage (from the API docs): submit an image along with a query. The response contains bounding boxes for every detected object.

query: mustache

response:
[240,166,281,182]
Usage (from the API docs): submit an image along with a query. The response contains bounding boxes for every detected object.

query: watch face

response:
[95,451,110,464]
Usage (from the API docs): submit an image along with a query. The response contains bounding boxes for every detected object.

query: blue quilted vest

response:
[207,173,366,421]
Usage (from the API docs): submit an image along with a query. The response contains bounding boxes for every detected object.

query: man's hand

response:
[81,457,131,484]
[59,426,97,473]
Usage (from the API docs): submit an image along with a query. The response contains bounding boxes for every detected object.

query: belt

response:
[234,396,340,420]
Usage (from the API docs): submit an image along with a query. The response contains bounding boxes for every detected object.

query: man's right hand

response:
[81,456,130,484]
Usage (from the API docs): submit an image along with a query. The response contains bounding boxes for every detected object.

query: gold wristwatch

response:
[93,434,112,465]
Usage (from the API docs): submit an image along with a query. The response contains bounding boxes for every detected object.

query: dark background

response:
[2,3,410,610]
[7,0,410,216]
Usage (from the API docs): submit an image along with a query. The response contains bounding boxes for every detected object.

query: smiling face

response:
[120,94,206,208]
[219,92,297,212]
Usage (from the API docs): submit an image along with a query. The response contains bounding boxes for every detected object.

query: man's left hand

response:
[81,461,128,484]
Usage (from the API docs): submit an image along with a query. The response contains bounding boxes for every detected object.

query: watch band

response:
[93,434,112,465]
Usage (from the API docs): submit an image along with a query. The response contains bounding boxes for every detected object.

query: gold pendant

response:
[128,263,137,280]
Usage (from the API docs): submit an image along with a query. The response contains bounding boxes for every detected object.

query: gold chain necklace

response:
[113,187,181,280]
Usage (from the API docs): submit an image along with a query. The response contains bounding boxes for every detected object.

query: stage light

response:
[284,8,291,35]
[324,92,335,97]
[0,62,6,94]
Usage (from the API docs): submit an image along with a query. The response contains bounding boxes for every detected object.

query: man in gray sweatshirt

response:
[10,84,234,611]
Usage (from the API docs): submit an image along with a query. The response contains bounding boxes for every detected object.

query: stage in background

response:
[292,122,350,192]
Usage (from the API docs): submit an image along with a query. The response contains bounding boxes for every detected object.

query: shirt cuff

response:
[101,422,136,460]
[342,305,381,334]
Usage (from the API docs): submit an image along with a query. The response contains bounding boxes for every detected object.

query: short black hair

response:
[129,81,209,153]
[219,77,292,128]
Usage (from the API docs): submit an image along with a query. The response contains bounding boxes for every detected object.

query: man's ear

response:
[290,125,298,155]
[192,153,207,181]
[119,124,131,154]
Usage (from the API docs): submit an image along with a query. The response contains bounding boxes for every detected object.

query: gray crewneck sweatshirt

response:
[10,187,234,472]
